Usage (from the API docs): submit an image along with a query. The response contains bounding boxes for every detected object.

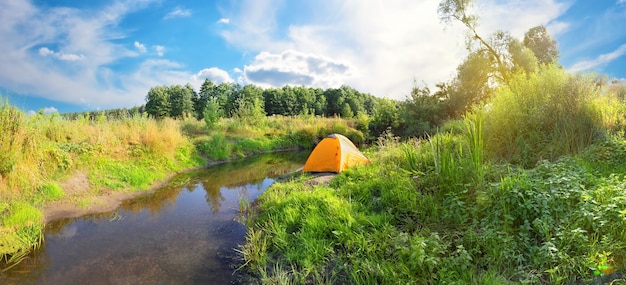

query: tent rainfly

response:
[302,134,370,173]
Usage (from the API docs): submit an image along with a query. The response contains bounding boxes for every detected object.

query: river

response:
[0,151,308,284]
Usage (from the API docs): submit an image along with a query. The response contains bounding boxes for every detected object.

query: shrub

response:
[483,65,603,167]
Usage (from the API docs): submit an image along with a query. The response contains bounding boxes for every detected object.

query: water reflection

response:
[0,151,307,284]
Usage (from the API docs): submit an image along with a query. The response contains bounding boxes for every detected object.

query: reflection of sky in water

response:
[0,152,308,284]
[57,224,77,239]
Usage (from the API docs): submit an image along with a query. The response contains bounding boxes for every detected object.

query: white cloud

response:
[217,18,230,24]
[241,50,350,89]
[38,47,85,61]
[154,45,165,56]
[619,0,626,4]
[546,21,570,37]
[191,67,234,84]
[43,106,58,113]
[26,106,58,116]
[219,0,290,52]
[163,6,191,19]
[569,44,626,73]
[134,41,147,53]
[476,0,570,38]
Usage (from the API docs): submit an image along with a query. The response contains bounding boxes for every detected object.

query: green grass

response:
[241,130,626,284]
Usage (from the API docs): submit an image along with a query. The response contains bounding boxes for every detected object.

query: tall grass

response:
[483,65,603,167]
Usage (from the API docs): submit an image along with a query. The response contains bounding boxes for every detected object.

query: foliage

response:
[399,83,448,137]
[369,97,400,138]
[242,125,626,284]
[144,81,382,139]
[203,98,224,130]
[482,65,603,167]
[523,25,559,65]
[0,100,24,176]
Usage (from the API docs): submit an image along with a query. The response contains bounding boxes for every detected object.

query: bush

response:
[483,65,603,167]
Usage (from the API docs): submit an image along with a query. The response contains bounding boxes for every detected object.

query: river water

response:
[0,152,308,285]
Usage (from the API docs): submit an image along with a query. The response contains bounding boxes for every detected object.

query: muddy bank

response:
[42,171,180,224]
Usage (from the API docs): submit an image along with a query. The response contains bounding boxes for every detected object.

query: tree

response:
[438,0,510,83]
[399,84,447,137]
[370,98,400,137]
[523,25,559,65]
[196,79,216,119]
[509,38,539,75]
[168,84,195,119]
[145,86,171,119]
[292,86,316,115]
[203,98,223,130]
[231,84,265,124]
[263,88,286,115]
[447,50,495,115]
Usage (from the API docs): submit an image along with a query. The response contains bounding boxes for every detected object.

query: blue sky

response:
[1,0,625,114]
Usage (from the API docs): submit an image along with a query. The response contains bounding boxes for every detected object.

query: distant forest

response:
[62,80,450,139]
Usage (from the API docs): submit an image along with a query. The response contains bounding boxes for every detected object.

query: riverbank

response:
[240,136,626,284]
[42,170,184,223]
[0,103,365,268]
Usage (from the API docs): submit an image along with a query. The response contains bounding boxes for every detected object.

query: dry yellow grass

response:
[0,110,190,202]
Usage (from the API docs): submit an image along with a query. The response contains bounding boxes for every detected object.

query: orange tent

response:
[302,134,370,173]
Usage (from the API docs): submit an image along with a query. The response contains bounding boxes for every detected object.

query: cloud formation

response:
[134,41,147,53]
[38,47,85,61]
[241,50,350,89]
[164,6,191,20]
[0,0,208,110]
[569,44,626,72]
[154,45,165,56]
[192,68,234,84]
[27,106,58,116]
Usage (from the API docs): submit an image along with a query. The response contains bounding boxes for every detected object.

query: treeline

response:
[62,106,145,121]
[143,81,378,119]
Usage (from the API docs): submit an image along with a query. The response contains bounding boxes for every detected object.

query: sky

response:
[1,0,625,114]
